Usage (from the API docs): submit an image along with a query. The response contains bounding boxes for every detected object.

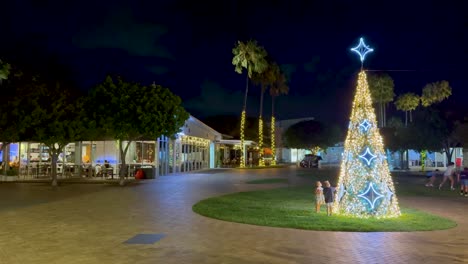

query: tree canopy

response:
[421,81,452,107]
[368,73,395,127]
[88,77,188,141]
[232,40,268,79]
[87,76,189,184]
[283,120,341,151]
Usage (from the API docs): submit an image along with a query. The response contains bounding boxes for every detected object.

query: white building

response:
[0,115,226,179]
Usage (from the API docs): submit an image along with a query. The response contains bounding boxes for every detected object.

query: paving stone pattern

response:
[0,167,467,264]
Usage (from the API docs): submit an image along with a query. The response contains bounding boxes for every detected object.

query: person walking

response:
[439,162,456,190]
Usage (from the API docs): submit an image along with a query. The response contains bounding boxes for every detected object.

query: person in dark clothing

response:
[323,180,335,216]
[457,167,468,196]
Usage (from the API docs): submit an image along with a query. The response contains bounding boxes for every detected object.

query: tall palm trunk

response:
[239,73,249,168]
[258,85,265,166]
[270,96,276,165]
[405,111,408,127]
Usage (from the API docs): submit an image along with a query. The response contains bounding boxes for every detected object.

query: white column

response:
[155,138,160,177]
[209,142,215,168]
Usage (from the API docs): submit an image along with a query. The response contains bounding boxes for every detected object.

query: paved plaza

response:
[0,167,467,264]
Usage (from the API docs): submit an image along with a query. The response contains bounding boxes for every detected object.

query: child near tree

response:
[323,181,335,216]
[315,181,325,213]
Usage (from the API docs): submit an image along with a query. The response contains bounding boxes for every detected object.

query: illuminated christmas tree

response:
[333,38,400,218]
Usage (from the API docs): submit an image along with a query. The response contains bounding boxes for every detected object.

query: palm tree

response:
[269,69,289,165]
[232,40,268,167]
[395,93,420,126]
[252,61,277,166]
[368,73,395,127]
[421,80,452,107]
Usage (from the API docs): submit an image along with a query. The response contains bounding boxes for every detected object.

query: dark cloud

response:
[147,66,170,75]
[72,8,173,59]
[184,80,245,117]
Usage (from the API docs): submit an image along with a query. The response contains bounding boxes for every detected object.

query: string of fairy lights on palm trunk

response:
[270,116,276,165]
[258,118,264,166]
[333,38,401,218]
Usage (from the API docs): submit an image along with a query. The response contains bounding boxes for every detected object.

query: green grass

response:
[295,167,461,198]
[193,186,457,232]
[245,178,289,184]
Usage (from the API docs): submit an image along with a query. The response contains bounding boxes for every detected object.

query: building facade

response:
[0,115,223,179]
[274,117,464,170]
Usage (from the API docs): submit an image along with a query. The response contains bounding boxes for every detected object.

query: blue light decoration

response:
[338,183,346,201]
[384,183,394,201]
[351,37,374,63]
[359,147,377,166]
[357,182,384,210]
[333,38,400,218]
[359,119,371,133]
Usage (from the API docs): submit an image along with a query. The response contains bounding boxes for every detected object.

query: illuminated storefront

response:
[0,115,223,178]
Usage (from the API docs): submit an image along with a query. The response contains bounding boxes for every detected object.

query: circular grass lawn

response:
[245,178,289,184]
[193,187,457,232]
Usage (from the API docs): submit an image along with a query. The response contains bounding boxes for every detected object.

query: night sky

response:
[2,0,467,124]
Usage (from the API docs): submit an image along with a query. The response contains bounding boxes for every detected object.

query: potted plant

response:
[5,167,19,181]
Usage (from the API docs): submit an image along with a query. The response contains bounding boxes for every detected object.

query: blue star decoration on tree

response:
[384,183,394,201]
[351,38,374,63]
[359,119,371,133]
[359,147,377,166]
[357,182,384,210]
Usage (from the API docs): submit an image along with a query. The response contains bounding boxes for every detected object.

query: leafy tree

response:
[87,76,188,185]
[453,122,468,150]
[283,120,340,152]
[27,80,86,186]
[380,117,409,169]
[394,93,420,126]
[0,66,38,175]
[368,73,395,127]
[0,60,14,174]
[417,81,453,168]
[410,108,461,165]
[421,81,452,107]
[232,40,268,167]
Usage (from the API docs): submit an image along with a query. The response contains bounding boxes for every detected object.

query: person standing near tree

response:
[323,181,335,216]
[457,167,468,196]
[315,181,325,213]
[439,162,456,190]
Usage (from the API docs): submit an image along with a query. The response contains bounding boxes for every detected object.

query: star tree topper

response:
[351,37,374,67]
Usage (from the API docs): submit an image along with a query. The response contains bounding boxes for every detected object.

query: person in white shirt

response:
[439,162,456,190]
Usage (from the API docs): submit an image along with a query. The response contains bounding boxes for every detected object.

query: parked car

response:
[300,154,322,168]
